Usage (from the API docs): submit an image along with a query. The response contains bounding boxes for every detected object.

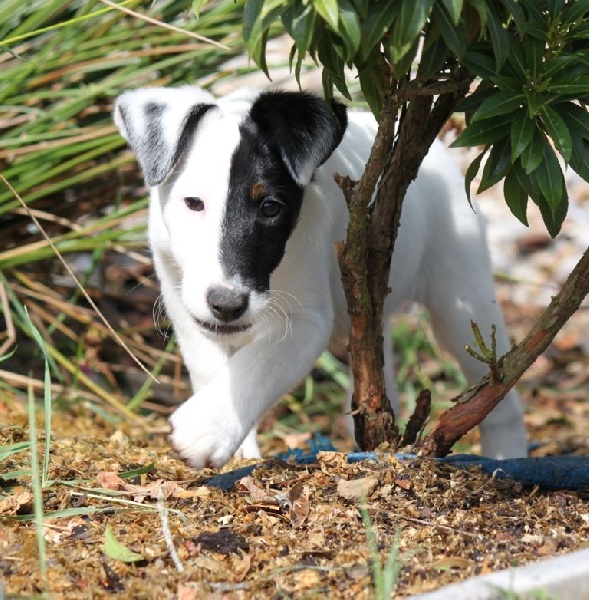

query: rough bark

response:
[336,72,473,451]
[420,245,589,457]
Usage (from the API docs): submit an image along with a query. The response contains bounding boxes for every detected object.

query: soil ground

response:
[3,289,589,599]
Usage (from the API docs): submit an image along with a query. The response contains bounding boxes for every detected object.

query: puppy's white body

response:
[115,87,527,468]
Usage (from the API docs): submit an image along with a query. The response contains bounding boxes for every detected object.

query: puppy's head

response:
[114,86,347,339]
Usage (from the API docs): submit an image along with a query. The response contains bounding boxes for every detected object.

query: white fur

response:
[116,88,527,468]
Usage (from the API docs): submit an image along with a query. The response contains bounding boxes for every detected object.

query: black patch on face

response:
[219,91,348,292]
[221,118,304,291]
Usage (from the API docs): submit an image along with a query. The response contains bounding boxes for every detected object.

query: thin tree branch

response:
[420,245,589,457]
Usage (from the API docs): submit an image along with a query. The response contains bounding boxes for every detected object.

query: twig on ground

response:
[157,484,184,573]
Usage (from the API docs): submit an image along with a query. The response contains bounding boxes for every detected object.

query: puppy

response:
[114,86,527,468]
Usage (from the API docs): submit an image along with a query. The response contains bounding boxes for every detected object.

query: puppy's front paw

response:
[169,395,245,469]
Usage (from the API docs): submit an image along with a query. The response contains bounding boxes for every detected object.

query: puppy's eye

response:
[184,197,204,212]
[260,198,284,219]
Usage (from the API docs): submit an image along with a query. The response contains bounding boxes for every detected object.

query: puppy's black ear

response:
[113,87,215,186]
[249,91,348,186]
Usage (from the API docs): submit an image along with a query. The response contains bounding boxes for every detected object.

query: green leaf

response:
[501,0,526,31]
[358,58,387,117]
[503,168,529,226]
[464,148,487,205]
[419,31,449,78]
[562,0,589,26]
[542,55,580,80]
[471,91,525,122]
[338,0,361,59]
[440,0,463,25]
[118,462,155,480]
[478,137,512,192]
[316,26,351,100]
[467,0,488,31]
[488,74,522,94]
[524,34,545,80]
[391,0,434,62]
[546,0,565,21]
[360,1,398,61]
[570,135,589,182]
[455,82,495,116]
[433,3,467,58]
[351,0,368,19]
[243,0,286,76]
[510,108,535,160]
[540,105,572,162]
[451,118,511,148]
[515,161,566,238]
[243,0,263,43]
[521,129,546,174]
[533,143,564,211]
[282,2,316,82]
[104,525,145,563]
[192,0,207,18]
[548,75,589,98]
[390,37,419,79]
[312,0,339,31]
[463,48,498,79]
[486,10,510,71]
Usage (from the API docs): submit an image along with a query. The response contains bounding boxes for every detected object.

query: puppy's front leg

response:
[169,314,331,469]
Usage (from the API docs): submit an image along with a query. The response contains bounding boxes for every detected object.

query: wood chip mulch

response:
[2,400,589,599]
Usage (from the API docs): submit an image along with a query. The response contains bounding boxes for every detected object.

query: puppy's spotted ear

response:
[113,87,215,187]
[249,91,348,187]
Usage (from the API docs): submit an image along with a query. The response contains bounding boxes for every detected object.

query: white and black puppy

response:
[114,86,527,468]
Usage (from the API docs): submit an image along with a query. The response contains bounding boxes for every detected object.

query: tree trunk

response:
[336,73,473,451]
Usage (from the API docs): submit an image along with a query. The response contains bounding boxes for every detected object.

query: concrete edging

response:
[412,548,589,599]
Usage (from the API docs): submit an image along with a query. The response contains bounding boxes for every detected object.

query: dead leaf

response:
[96,471,126,490]
[317,451,348,470]
[288,481,309,527]
[337,476,379,501]
[393,475,412,490]
[538,539,559,555]
[176,582,200,600]
[232,552,252,582]
[95,473,203,503]
[237,476,275,503]
[43,518,88,545]
[287,481,310,528]
[430,556,474,570]
[296,568,322,589]
[0,490,32,515]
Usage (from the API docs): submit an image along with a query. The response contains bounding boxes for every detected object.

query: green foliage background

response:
[244,0,589,237]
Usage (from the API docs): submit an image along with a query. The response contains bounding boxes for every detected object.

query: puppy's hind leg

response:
[425,231,527,459]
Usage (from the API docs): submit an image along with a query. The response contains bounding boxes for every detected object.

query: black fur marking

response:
[221,117,303,291]
[248,91,348,183]
[121,102,214,186]
[220,92,348,290]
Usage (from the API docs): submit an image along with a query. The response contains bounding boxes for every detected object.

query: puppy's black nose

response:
[206,287,249,322]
